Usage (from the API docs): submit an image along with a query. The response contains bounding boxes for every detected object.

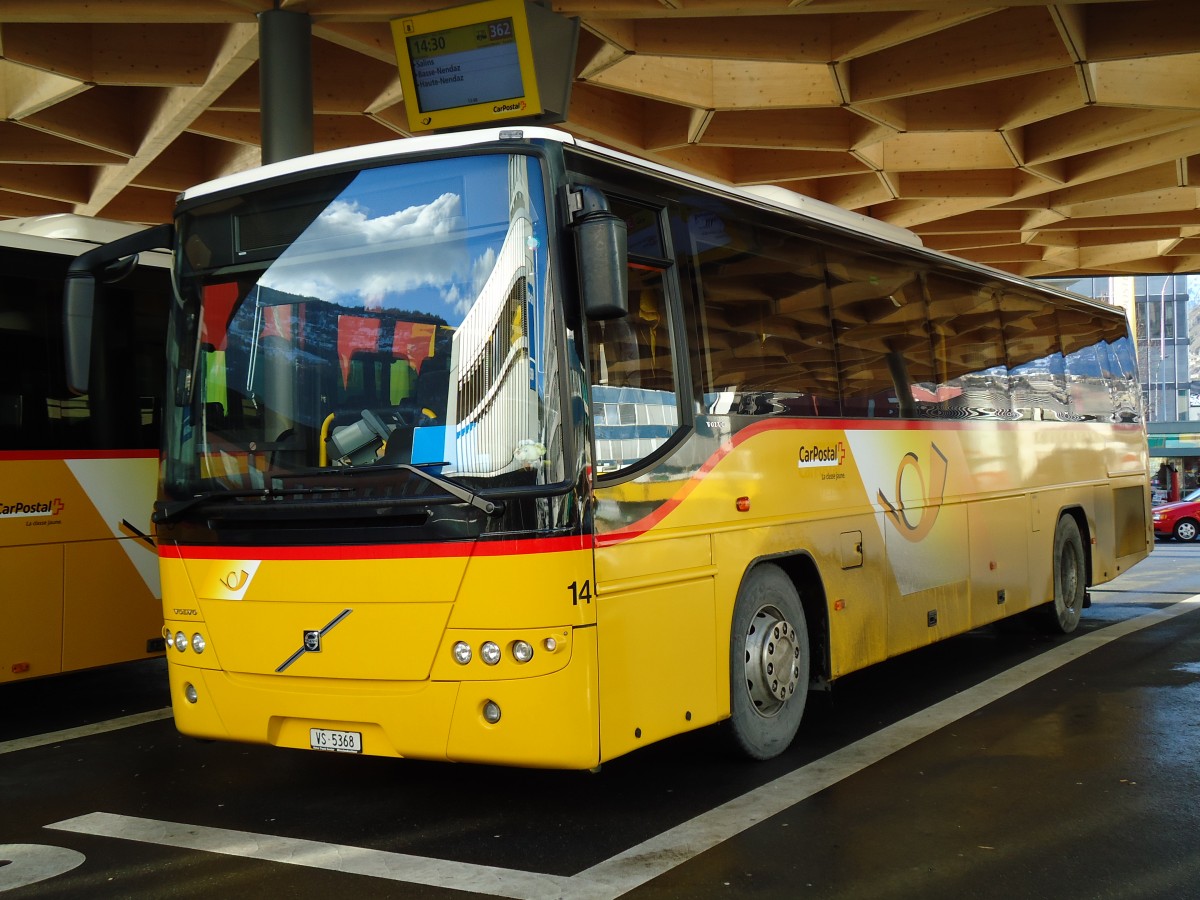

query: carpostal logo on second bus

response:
[0,497,65,524]
[797,441,847,480]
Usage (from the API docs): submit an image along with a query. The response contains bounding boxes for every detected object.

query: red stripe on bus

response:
[595,415,1144,546]
[162,533,591,561]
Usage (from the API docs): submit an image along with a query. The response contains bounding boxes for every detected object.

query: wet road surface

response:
[2,542,1198,899]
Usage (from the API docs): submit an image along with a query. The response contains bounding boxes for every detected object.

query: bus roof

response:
[178,127,923,251]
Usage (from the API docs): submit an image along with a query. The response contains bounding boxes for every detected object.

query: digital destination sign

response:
[392,0,544,132]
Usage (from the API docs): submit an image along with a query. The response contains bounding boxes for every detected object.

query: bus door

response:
[589,200,719,761]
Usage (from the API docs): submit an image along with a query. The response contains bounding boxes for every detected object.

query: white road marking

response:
[0,844,85,890]
[48,812,572,900]
[0,709,172,756]
[45,597,1200,899]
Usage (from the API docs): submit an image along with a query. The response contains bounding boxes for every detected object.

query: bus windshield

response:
[165,152,562,508]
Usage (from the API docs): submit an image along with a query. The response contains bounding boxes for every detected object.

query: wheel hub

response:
[744,606,802,717]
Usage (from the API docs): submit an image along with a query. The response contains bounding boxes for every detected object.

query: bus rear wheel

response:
[729,563,810,760]
[1043,514,1086,634]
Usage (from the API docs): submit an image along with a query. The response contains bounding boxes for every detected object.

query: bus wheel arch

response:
[1043,509,1088,634]
[727,558,823,760]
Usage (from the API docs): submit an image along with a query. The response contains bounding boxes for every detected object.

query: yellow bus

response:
[1,215,168,683]
[64,129,1151,766]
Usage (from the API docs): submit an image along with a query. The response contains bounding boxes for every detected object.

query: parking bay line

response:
[0,709,173,756]
[48,596,1200,900]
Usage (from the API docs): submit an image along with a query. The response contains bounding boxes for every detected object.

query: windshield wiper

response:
[392,463,505,516]
[152,486,353,524]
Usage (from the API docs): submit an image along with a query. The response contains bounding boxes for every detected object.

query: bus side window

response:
[680,208,839,417]
[926,274,1011,420]
[826,247,930,419]
[588,267,680,475]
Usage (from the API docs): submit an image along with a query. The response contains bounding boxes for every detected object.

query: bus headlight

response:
[452,641,473,665]
[191,633,206,654]
[174,631,187,652]
[481,641,501,665]
[511,640,534,663]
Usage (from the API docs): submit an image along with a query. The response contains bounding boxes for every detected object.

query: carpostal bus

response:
[63,128,1151,767]
[1,215,168,683]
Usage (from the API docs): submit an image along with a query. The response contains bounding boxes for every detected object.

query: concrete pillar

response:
[258,9,314,163]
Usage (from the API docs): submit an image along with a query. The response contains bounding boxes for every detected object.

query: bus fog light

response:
[511,640,533,663]
[162,626,172,643]
[481,641,501,665]
[174,631,187,652]
[543,637,557,652]
[452,641,472,665]
[191,633,206,654]
[184,683,198,704]
[483,700,501,724]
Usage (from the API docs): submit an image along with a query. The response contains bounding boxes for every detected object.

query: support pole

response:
[258,9,314,164]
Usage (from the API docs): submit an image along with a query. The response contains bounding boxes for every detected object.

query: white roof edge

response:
[0,213,171,265]
[180,127,578,201]
[181,127,921,249]
[0,213,152,243]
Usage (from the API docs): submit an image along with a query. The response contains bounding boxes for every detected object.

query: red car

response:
[1152,488,1200,541]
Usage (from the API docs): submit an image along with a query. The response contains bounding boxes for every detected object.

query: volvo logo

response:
[276,609,353,673]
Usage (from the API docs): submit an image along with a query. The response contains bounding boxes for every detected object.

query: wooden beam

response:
[809,171,893,209]
[1067,124,1200,185]
[0,163,91,202]
[876,132,1016,171]
[727,147,869,184]
[891,170,1015,199]
[0,2,260,24]
[0,58,88,119]
[699,108,852,151]
[845,7,1070,102]
[18,86,145,156]
[922,231,1025,252]
[0,191,72,218]
[0,121,127,164]
[831,7,993,60]
[630,16,832,62]
[1089,55,1200,110]
[77,22,258,216]
[1021,108,1198,166]
[1083,0,1200,61]
[94,185,177,224]
[642,104,699,150]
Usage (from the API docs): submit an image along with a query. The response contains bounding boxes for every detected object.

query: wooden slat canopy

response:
[1,0,1197,276]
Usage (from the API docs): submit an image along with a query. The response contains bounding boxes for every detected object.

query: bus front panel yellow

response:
[160,541,602,768]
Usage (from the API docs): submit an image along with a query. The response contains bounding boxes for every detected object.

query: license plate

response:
[309,728,362,753]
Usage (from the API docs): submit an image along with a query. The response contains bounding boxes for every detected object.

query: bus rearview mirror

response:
[577,213,628,320]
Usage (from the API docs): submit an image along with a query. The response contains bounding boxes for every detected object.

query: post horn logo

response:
[220,569,250,591]
[877,443,949,543]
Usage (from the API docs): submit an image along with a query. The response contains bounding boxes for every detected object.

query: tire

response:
[728,563,810,760]
[1043,514,1086,634]
[1173,518,1198,542]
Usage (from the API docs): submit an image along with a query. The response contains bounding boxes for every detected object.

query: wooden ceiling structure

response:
[1,0,1198,278]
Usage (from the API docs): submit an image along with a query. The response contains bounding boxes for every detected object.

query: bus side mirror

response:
[62,222,174,396]
[64,271,96,395]
[570,186,628,321]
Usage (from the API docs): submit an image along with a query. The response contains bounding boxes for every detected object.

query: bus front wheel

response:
[728,563,810,760]
[1044,515,1086,634]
